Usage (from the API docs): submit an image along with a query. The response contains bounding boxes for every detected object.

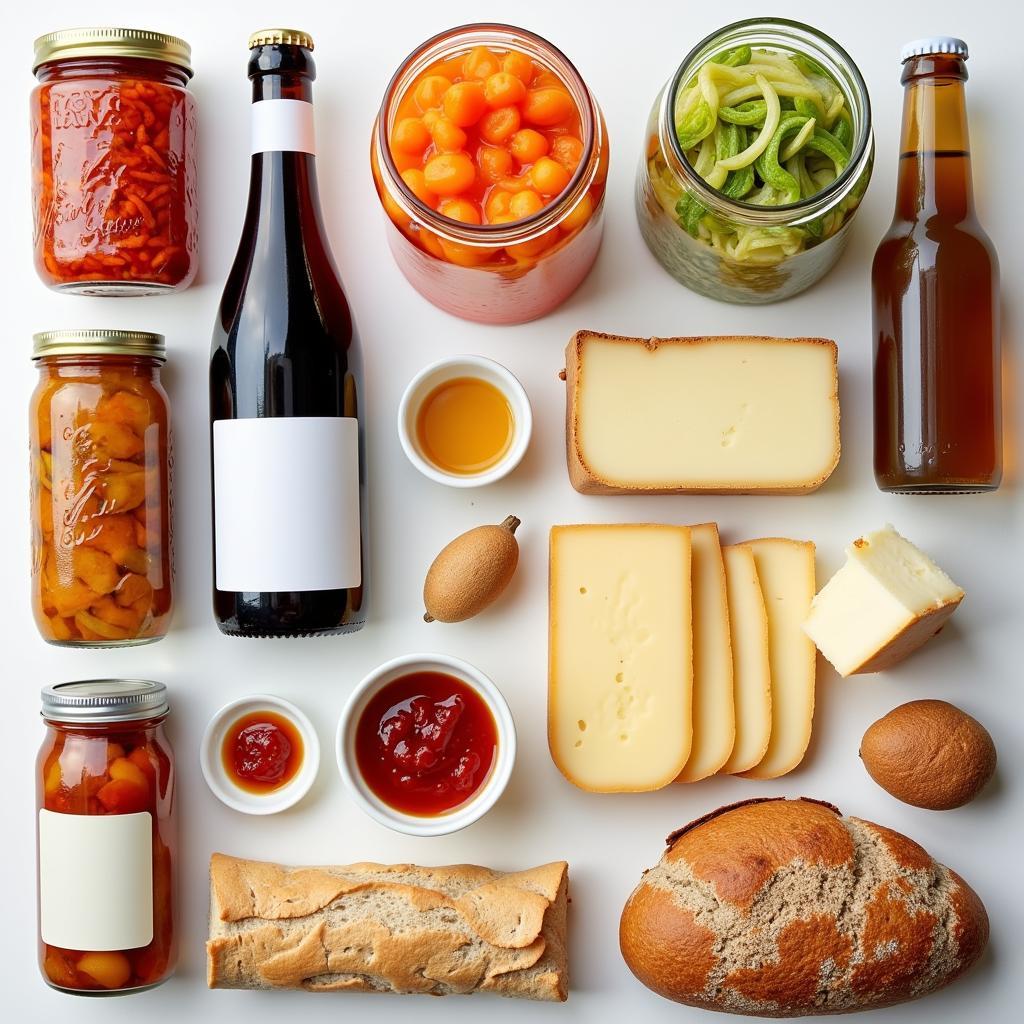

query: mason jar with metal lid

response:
[31,27,198,294]
[31,330,173,647]
[37,680,177,994]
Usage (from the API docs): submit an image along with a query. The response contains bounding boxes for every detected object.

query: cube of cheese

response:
[719,544,772,775]
[677,524,734,782]
[737,538,816,780]
[802,525,964,677]
[548,524,693,792]
[563,332,840,494]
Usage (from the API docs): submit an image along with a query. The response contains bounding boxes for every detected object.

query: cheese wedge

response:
[802,525,964,676]
[737,538,816,780]
[549,524,693,792]
[677,524,734,782]
[719,544,772,775]
[563,332,840,494]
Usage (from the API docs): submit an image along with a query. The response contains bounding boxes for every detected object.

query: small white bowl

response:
[200,695,320,815]
[336,653,516,837]
[397,355,532,488]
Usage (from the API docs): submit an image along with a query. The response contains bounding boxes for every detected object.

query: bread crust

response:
[620,798,988,1016]
[207,854,569,1001]
[563,331,840,495]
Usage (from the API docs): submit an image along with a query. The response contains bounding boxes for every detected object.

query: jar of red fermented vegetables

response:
[37,680,177,995]
[31,28,198,295]
[371,24,609,324]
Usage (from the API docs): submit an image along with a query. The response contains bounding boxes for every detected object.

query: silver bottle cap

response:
[41,680,169,723]
[900,37,968,62]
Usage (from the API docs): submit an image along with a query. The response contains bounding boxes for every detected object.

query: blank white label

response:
[251,99,316,154]
[39,810,153,951]
[213,416,362,593]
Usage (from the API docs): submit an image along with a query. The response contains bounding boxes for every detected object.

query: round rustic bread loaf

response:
[619,798,988,1017]
[860,700,996,810]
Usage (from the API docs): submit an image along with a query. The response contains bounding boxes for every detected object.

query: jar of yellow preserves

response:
[30,330,173,646]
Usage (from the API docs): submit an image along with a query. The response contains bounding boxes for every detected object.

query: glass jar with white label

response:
[36,680,176,994]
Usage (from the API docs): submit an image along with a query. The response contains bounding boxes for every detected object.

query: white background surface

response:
[2,1,1021,1021]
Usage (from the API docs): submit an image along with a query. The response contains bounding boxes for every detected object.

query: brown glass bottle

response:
[210,30,366,636]
[872,38,1000,493]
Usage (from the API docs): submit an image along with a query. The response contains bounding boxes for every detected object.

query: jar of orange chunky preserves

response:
[371,24,609,324]
[37,680,176,995]
[31,28,198,294]
[31,330,173,647]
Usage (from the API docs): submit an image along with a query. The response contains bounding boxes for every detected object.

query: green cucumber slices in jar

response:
[670,44,858,264]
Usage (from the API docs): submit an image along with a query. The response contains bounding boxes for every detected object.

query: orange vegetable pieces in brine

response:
[385,42,598,267]
[31,368,170,646]
[32,75,197,291]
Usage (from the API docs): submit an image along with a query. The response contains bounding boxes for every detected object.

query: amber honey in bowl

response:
[415,376,514,475]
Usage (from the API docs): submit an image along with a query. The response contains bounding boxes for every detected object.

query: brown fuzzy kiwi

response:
[423,515,520,623]
[860,699,996,809]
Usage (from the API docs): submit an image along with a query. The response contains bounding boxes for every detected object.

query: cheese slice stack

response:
[548,525,693,792]
[548,524,816,790]
[803,525,964,676]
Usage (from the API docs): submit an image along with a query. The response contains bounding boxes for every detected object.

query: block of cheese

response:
[719,544,772,775]
[677,524,734,782]
[737,539,816,780]
[549,524,693,792]
[803,525,965,677]
[563,331,840,495]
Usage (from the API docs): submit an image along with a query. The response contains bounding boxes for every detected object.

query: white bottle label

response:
[213,416,362,593]
[251,98,316,155]
[38,810,153,951]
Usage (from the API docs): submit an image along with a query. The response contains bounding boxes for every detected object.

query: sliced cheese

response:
[564,332,840,494]
[737,538,816,780]
[548,524,693,792]
[719,544,772,775]
[803,525,964,676]
[677,524,734,782]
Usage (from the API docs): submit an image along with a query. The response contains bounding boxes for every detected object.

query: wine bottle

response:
[210,29,366,637]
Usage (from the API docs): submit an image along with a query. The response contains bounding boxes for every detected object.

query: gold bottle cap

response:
[248,28,314,50]
[32,329,166,361]
[33,26,192,75]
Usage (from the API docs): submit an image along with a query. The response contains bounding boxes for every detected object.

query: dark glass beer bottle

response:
[210,29,367,636]
[872,38,1001,493]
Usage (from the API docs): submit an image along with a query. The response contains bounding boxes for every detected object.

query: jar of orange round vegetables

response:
[37,680,176,995]
[31,28,198,295]
[371,24,609,324]
[31,330,173,647]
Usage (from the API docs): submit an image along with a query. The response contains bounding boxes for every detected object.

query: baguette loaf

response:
[620,798,987,1016]
[207,854,568,1000]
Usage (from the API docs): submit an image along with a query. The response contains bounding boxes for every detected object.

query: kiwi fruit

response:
[860,699,996,810]
[423,515,521,623]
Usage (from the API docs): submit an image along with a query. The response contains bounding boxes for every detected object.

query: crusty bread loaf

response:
[207,854,568,1000]
[620,798,987,1017]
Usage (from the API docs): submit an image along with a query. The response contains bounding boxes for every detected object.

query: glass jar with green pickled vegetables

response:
[637,18,873,303]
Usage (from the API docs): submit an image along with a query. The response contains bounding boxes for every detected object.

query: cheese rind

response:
[737,538,816,780]
[548,525,693,792]
[564,332,840,494]
[677,524,734,782]
[719,544,772,775]
[803,526,965,677]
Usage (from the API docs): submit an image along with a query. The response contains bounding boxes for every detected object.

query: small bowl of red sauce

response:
[337,654,516,836]
[200,695,320,815]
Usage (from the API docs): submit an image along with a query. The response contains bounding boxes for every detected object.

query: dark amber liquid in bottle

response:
[210,40,366,636]
[872,53,1001,493]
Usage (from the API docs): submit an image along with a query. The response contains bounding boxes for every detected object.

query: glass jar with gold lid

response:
[31,330,173,647]
[31,27,198,294]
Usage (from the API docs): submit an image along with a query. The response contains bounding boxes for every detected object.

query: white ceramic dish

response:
[397,354,532,487]
[336,653,517,837]
[200,694,320,815]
